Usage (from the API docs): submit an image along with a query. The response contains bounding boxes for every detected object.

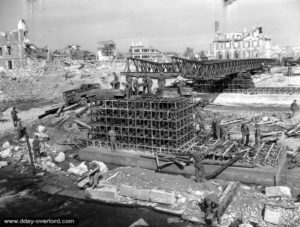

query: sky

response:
[0,0,299,53]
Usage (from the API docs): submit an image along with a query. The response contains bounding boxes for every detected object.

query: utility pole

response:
[24,128,36,175]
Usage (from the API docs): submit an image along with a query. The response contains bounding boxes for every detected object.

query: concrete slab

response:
[150,189,175,205]
[119,184,135,198]
[264,206,281,225]
[85,185,118,202]
[133,188,151,201]
[265,186,291,198]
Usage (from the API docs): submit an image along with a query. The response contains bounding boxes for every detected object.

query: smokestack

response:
[215,21,219,33]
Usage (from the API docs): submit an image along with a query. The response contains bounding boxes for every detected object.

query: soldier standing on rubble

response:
[11,107,19,127]
[211,115,221,140]
[158,73,166,96]
[110,72,120,89]
[16,118,24,140]
[191,150,206,183]
[291,100,298,117]
[32,135,41,160]
[88,161,101,189]
[254,124,261,147]
[133,77,139,95]
[241,122,250,146]
[108,127,117,152]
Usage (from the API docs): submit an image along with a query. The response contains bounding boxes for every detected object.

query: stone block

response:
[264,206,281,225]
[85,185,118,202]
[41,185,62,195]
[265,186,291,198]
[119,184,135,198]
[150,189,175,205]
[133,188,151,201]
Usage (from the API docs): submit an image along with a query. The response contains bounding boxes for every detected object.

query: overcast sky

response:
[0,0,299,53]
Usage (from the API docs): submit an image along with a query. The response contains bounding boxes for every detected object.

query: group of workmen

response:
[209,116,262,147]
[110,72,172,99]
[11,107,41,161]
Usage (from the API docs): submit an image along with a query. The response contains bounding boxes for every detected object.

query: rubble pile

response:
[4,58,46,83]
[98,166,224,221]
[222,185,300,226]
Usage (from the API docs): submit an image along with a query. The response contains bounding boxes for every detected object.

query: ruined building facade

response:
[0,20,28,69]
[129,41,165,62]
[211,26,272,60]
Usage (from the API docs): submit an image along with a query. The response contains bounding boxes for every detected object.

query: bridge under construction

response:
[120,57,300,94]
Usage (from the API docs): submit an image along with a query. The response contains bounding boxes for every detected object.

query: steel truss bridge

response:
[121,56,276,80]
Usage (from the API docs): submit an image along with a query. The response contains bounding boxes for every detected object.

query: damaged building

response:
[0,19,28,69]
[212,22,272,59]
[97,40,116,61]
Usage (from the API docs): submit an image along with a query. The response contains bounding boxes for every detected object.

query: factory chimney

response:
[215,21,220,33]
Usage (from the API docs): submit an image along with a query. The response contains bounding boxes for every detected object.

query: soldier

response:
[133,77,139,95]
[123,77,133,99]
[220,125,228,140]
[32,135,41,160]
[291,100,298,117]
[254,124,261,147]
[16,119,24,140]
[195,110,206,134]
[211,116,221,140]
[203,192,221,225]
[177,80,185,96]
[157,73,166,95]
[241,122,250,146]
[287,65,292,77]
[108,127,117,152]
[110,72,120,89]
[11,107,18,127]
[146,77,153,94]
[191,150,206,183]
[88,161,101,189]
[142,77,148,94]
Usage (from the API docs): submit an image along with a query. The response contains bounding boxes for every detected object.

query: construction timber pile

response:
[200,139,283,168]
[88,96,196,153]
[120,56,300,94]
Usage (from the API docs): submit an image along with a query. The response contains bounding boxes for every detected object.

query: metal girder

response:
[121,56,276,79]
[121,57,179,79]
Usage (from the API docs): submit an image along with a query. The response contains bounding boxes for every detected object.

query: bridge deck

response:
[122,56,276,79]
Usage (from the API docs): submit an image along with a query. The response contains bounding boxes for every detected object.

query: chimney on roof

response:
[215,21,220,33]
[258,27,263,34]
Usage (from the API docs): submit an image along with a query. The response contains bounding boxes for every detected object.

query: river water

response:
[0,174,201,227]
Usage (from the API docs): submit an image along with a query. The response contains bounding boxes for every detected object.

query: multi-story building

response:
[129,41,165,62]
[271,45,300,60]
[0,20,28,69]
[212,26,272,60]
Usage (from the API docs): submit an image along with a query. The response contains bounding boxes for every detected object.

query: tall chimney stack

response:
[215,21,220,33]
